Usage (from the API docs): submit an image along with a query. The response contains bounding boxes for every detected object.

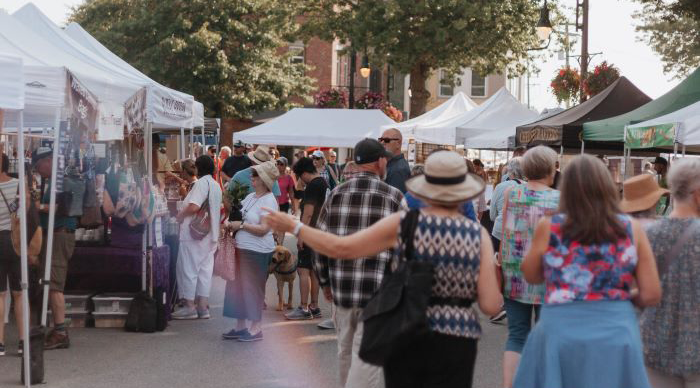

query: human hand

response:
[228,221,242,231]
[261,207,296,233]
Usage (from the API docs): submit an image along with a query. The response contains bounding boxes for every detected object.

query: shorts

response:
[297,245,314,270]
[39,231,76,293]
[504,298,541,353]
[279,203,291,213]
[0,231,21,292]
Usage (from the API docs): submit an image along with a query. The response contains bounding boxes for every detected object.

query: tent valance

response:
[0,53,24,110]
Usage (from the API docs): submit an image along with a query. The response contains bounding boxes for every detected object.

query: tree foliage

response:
[300,0,549,116]
[634,0,700,78]
[70,0,315,119]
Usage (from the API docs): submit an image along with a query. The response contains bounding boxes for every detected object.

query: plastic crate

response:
[92,293,134,314]
[48,310,89,328]
[64,292,94,313]
[92,311,128,328]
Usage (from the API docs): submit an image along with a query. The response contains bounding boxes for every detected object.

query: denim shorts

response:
[504,298,541,353]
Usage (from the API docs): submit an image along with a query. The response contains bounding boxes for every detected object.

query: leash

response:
[274,260,298,275]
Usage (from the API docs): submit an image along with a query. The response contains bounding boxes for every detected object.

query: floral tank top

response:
[543,213,637,304]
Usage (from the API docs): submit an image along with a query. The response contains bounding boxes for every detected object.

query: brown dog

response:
[269,245,297,311]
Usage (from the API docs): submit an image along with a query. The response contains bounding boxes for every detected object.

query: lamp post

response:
[360,56,371,78]
[349,49,356,109]
[577,0,589,102]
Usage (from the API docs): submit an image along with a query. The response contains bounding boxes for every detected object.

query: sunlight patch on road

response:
[262,320,320,329]
[296,334,337,344]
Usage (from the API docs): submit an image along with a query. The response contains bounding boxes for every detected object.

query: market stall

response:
[625,99,700,153]
[516,77,651,153]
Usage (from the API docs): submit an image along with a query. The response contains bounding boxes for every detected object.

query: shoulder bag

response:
[189,179,212,240]
[214,227,237,281]
[359,209,434,366]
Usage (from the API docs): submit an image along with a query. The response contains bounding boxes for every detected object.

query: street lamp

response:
[536,0,553,41]
[360,56,371,78]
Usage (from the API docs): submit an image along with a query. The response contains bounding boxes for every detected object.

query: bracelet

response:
[239,221,245,231]
[292,221,303,237]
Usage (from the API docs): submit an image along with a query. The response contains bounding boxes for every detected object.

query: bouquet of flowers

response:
[382,103,403,122]
[355,91,386,109]
[550,67,581,105]
[583,61,620,98]
[314,88,348,108]
[223,180,249,221]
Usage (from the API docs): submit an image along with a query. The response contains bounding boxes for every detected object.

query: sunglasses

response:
[378,137,400,143]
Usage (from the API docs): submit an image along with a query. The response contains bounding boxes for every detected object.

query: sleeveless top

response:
[543,213,637,304]
[501,186,560,304]
[396,211,481,339]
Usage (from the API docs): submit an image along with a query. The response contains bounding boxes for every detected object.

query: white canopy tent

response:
[234,108,396,147]
[0,53,32,387]
[625,100,700,152]
[381,91,476,144]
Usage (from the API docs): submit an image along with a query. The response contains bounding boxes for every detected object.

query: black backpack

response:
[125,291,157,333]
[359,210,434,366]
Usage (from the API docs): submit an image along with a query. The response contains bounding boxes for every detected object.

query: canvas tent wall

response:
[624,99,700,152]
[234,108,395,147]
[583,67,700,143]
[515,77,651,151]
[382,91,476,144]
[463,107,556,150]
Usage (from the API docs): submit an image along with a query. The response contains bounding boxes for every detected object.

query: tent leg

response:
[682,143,686,156]
[17,112,32,388]
[190,128,194,158]
[41,111,61,328]
[580,141,585,155]
[179,127,185,160]
[143,122,153,292]
[201,126,206,152]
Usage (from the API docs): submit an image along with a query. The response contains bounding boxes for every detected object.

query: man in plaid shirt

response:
[314,138,403,388]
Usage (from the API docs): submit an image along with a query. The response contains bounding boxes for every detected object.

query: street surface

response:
[0,234,508,388]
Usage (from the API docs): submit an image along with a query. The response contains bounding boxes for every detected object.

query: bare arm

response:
[263,208,401,259]
[631,218,662,307]
[521,217,551,284]
[478,227,504,316]
[176,203,200,223]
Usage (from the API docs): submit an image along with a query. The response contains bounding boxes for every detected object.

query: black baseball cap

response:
[653,156,668,166]
[32,146,53,164]
[354,138,392,165]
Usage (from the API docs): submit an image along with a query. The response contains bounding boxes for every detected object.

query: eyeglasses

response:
[378,137,400,143]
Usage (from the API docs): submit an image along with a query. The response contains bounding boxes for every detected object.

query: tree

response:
[300,0,548,116]
[634,0,700,78]
[70,0,315,119]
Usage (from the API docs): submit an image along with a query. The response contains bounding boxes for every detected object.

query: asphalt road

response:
[0,234,508,388]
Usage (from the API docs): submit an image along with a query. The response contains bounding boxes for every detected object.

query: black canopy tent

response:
[515,77,652,153]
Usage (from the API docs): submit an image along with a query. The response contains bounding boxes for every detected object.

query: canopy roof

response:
[516,77,651,148]
[0,53,24,110]
[464,108,560,150]
[234,108,395,147]
[381,91,476,144]
[457,88,538,148]
[584,67,700,142]
[625,99,700,151]
[63,21,199,129]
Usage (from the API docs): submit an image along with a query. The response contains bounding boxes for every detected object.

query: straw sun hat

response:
[406,151,485,205]
[248,145,272,165]
[620,174,669,213]
[252,161,280,192]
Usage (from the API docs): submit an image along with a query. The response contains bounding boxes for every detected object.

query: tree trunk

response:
[409,63,431,118]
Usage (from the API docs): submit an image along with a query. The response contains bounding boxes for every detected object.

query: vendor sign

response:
[625,123,677,149]
[515,125,562,146]
[67,72,98,136]
[125,87,147,133]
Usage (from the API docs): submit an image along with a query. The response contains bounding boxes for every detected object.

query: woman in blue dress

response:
[517,155,662,388]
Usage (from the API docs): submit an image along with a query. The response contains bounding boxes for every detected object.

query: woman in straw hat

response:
[641,158,700,388]
[515,155,661,388]
[263,150,502,388]
[620,173,669,226]
[221,161,279,342]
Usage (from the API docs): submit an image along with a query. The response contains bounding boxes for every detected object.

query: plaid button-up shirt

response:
[313,172,404,309]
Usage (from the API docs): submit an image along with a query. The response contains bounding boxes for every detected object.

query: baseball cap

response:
[32,146,53,164]
[311,150,325,159]
[276,156,289,166]
[233,140,245,147]
[653,156,668,166]
[354,138,392,165]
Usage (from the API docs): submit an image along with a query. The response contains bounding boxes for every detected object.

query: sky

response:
[2,0,683,112]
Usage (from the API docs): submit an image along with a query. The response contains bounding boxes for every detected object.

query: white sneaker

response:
[317,318,335,330]
[172,307,198,320]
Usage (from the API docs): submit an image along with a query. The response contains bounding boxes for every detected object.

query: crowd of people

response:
[2,126,698,388]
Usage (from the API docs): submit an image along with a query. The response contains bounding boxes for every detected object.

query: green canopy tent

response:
[583,67,700,142]
[515,77,651,153]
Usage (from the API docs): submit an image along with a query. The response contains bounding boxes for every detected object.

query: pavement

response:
[0,234,508,388]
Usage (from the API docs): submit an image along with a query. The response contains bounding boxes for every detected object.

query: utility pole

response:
[577,0,589,103]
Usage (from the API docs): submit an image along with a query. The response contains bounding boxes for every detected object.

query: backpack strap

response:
[400,209,420,262]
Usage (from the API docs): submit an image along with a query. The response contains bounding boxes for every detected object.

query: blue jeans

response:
[504,298,541,353]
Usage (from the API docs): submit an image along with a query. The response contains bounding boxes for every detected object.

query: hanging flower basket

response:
[354,91,386,110]
[583,61,620,98]
[550,67,581,105]
[382,103,403,122]
[314,88,348,108]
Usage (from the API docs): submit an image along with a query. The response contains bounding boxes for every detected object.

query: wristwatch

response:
[239,222,245,231]
[292,221,303,237]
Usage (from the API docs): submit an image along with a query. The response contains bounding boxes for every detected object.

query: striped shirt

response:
[314,172,403,308]
[0,179,19,231]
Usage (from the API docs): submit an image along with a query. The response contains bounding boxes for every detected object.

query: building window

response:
[289,43,305,76]
[438,69,454,97]
[336,52,351,87]
[471,72,486,97]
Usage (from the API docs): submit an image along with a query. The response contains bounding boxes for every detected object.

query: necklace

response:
[241,193,268,222]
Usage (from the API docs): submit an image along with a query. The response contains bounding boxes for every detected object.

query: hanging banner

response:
[625,123,677,149]
[147,86,194,129]
[515,125,562,146]
[125,87,147,133]
[97,102,125,141]
[67,72,98,136]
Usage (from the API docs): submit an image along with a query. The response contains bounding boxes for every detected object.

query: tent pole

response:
[682,143,686,156]
[190,128,194,158]
[143,122,152,292]
[580,140,585,155]
[179,127,185,160]
[16,112,32,387]
[41,109,61,328]
[201,126,206,153]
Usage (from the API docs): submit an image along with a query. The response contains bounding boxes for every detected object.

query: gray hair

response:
[522,145,557,180]
[220,146,232,155]
[506,157,525,180]
[668,158,700,201]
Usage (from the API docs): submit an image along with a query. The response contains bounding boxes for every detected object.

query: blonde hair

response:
[522,145,557,180]
[668,158,700,201]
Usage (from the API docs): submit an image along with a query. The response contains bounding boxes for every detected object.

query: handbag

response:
[214,228,237,281]
[189,180,212,240]
[80,178,102,227]
[62,172,86,217]
[358,210,434,366]
[124,291,157,333]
